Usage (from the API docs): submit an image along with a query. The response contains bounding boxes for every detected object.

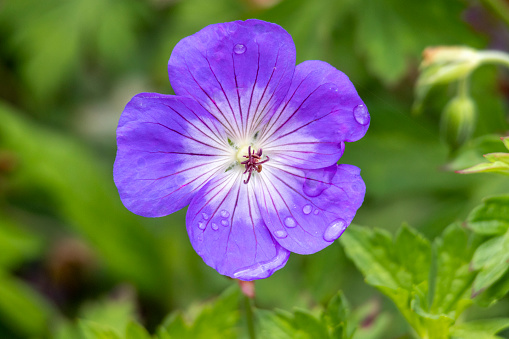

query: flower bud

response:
[418,47,480,86]
[440,95,476,150]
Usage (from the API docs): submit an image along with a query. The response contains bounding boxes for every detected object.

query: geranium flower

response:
[114,19,369,280]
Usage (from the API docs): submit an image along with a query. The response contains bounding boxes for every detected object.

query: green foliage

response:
[0,271,54,337]
[458,137,509,175]
[0,0,149,103]
[466,195,509,306]
[340,223,495,338]
[0,102,170,298]
[157,286,241,339]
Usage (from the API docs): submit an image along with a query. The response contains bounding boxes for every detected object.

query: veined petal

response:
[256,163,365,254]
[114,93,231,217]
[259,60,369,169]
[186,170,290,280]
[168,19,296,141]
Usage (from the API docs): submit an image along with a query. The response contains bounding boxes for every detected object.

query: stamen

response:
[241,146,269,184]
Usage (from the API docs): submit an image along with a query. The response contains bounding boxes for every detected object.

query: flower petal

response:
[186,170,290,280]
[114,93,231,217]
[258,60,369,169]
[168,19,296,141]
[256,163,365,254]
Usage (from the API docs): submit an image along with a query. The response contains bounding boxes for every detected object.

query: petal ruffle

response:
[168,19,296,142]
[256,163,365,254]
[186,170,290,280]
[114,93,231,217]
[258,60,369,169]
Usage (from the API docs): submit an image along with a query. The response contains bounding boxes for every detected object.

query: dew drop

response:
[201,212,209,220]
[198,221,206,230]
[323,219,347,242]
[302,205,312,215]
[211,223,219,231]
[313,209,319,215]
[284,217,297,228]
[220,210,230,218]
[221,219,229,227]
[233,44,246,55]
[274,230,288,239]
[353,104,369,125]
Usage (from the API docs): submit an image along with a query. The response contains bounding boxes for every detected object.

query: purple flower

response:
[114,19,369,280]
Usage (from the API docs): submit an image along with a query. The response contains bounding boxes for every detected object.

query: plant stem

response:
[244,295,256,339]
[480,50,509,68]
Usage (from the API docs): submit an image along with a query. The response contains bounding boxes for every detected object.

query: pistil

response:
[240,146,269,184]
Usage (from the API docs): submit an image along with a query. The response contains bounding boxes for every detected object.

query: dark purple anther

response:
[240,146,270,184]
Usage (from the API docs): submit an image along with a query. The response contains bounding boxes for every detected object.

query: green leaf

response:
[125,321,152,339]
[0,102,169,297]
[471,230,509,298]
[159,285,240,339]
[456,161,509,175]
[0,271,54,337]
[0,0,148,102]
[340,225,430,292]
[0,216,42,270]
[467,195,509,235]
[79,320,122,339]
[254,309,297,339]
[322,291,352,338]
[430,224,476,317]
[79,290,138,337]
[450,318,509,339]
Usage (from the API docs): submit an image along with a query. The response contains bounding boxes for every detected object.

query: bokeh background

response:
[1,0,509,338]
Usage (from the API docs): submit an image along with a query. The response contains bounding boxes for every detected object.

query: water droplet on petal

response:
[202,212,209,220]
[211,223,219,231]
[302,205,312,215]
[198,221,206,230]
[274,230,288,239]
[234,44,246,55]
[221,219,229,227]
[220,210,230,218]
[313,209,319,215]
[284,217,297,228]
[323,219,348,242]
[353,104,369,125]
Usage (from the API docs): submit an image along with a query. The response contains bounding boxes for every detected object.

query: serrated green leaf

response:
[125,321,151,339]
[340,225,430,292]
[450,318,509,339]
[483,152,509,164]
[467,195,509,235]
[322,291,351,338]
[340,225,431,334]
[474,268,509,307]
[79,320,122,339]
[457,161,509,175]
[471,230,509,297]
[78,289,137,338]
[430,224,476,317]
[255,309,297,339]
[159,285,240,339]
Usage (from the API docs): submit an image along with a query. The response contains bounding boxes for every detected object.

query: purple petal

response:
[186,171,290,280]
[114,93,230,217]
[258,60,369,169]
[168,19,296,141]
[256,163,365,254]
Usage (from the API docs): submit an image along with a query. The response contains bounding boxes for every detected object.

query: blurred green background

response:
[0,0,509,338]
